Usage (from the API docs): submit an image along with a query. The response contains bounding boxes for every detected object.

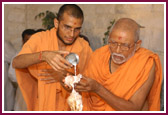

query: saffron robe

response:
[82,45,162,111]
[15,28,92,111]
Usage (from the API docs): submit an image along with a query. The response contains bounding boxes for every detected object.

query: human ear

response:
[135,40,142,51]
[54,18,59,29]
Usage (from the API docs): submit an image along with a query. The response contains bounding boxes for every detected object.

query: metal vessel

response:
[65,53,79,66]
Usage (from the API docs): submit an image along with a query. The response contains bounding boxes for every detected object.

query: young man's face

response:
[57,12,83,45]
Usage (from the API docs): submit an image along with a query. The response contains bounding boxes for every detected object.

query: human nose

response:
[69,29,75,37]
[116,44,122,53]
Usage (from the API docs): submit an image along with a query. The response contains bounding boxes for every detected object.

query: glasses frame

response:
[108,40,137,51]
[59,21,81,34]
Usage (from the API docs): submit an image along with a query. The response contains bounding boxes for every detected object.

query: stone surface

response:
[8,9,25,23]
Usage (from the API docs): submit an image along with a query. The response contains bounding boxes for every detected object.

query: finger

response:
[57,60,71,69]
[53,61,64,70]
[46,59,58,71]
[65,72,74,76]
[76,79,88,87]
[75,83,87,88]
[46,80,56,84]
[74,86,88,92]
[56,50,70,55]
[47,57,62,70]
[50,59,63,70]
[40,77,54,81]
[58,56,73,67]
[75,89,88,92]
[48,59,64,71]
[60,82,72,92]
[47,54,71,70]
[51,55,69,70]
[68,72,74,76]
[39,73,51,76]
[81,76,88,80]
[64,84,72,90]
[62,79,65,83]
[41,69,55,73]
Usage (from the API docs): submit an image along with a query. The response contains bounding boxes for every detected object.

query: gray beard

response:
[112,46,136,65]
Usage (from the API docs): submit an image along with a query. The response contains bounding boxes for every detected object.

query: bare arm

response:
[12,52,41,69]
[12,51,72,70]
[75,62,155,111]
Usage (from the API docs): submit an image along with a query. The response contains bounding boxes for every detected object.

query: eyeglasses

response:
[108,40,136,51]
[60,22,81,34]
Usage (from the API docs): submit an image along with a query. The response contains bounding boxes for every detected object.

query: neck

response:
[111,61,120,69]
[57,38,66,50]
[110,55,120,73]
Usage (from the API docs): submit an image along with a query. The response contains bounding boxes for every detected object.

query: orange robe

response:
[15,28,92,111]
[82,45,162,111]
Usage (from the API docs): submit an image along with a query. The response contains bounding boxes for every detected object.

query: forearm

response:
[95,84,139,111]
[12,52,43,69]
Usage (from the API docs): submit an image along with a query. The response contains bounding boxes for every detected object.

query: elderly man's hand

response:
[60,78,72,93]
[74,76,100,93]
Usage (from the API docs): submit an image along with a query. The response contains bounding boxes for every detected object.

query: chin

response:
[113,59,126,65]
[65,39,76,45]
[64,41,74,45]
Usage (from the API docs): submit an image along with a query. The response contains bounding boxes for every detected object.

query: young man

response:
[13,4,92,111]
[75,18,162,111]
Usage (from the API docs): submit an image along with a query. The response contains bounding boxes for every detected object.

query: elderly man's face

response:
[57,12,83,45]
[108,29,137,65]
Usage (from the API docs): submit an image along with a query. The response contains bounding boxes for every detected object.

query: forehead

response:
[109,29,135,43]
[60,12,83,26]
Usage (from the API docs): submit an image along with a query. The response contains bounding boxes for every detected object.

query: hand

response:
[60,78,72,93]
[39,69,68,84]
[74,76,100,93]
[42,51,73,71]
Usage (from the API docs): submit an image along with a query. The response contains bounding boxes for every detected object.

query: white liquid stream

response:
[74,65,76,76]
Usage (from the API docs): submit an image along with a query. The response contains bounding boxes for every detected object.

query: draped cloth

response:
[82,45,162,111]
[15,28,92,111]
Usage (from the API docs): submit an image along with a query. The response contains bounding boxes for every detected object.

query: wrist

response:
[94,81,101,93]
[39,51,43,61]
[42,51,48,61]
[39,51,46,61]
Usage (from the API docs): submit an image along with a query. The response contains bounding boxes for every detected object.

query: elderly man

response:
[12,4,92,111]
[75,18,162,111]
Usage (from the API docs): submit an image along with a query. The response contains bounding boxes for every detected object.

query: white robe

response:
[4,40,16,111]
[8,51,27,111]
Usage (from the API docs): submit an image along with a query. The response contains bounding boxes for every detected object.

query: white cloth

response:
[4,40,16,63]
[4,40,16,111]
[14,87,27,111]
[65,74,83,111]
[4,62,15,111]
[8,51,27,111]
[8,52,18,82]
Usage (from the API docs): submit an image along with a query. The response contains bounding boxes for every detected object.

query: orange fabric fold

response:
[82,45,162,111]
[15,28,92,111]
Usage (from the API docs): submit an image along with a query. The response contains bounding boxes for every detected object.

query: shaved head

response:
[57,4,84,22]
[108,18,143,65]
[111,18,141,42]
